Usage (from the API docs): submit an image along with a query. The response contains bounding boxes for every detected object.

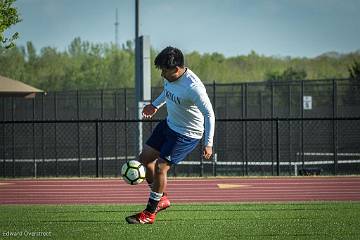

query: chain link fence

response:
[1,118,359,177]
[1,79,360,177]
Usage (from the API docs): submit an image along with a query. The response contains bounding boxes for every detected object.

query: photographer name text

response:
[2,231,52,237]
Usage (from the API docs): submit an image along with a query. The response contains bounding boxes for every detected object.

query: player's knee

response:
[155,159,170,175]
[139,145,159,165]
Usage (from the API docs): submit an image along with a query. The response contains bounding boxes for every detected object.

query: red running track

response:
[0,177,360,205]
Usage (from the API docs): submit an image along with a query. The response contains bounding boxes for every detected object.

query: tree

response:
[344,60,360,104]
[0,0,21,48]
[1,36,360,91]
[349,60,360,81]
[0,43,25,79]
[265,67,307,82]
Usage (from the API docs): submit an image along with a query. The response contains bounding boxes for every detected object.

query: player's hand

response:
[142,104,157,119]
[203,146,213,160]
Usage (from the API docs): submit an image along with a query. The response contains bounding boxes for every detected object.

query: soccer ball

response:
[121,160,146,185]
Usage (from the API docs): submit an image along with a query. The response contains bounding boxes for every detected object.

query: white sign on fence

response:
[303,96,312,110]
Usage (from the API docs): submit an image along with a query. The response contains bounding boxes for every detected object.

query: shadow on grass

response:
[40,220,119,224]
[38,206,346,215]
[159,208,331,212]
[43,210,132,214]
[155,216,327,222]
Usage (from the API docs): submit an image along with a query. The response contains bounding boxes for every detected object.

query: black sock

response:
[145,191,162,213]
[145,198,159,213]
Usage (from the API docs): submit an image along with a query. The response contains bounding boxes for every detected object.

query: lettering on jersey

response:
[165,89,181,104]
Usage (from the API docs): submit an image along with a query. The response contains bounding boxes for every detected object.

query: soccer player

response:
[125,46,215,224]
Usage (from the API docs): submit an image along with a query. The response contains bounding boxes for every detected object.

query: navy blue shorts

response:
[146,120,200,165]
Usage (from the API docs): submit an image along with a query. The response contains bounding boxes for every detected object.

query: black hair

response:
[154,46,184,69]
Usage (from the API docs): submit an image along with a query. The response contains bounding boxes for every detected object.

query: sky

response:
[7,0,360,58]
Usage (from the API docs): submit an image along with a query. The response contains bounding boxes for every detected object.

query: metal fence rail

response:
[1,117,359,178]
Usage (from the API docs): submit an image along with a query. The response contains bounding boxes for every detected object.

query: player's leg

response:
[140,120,167,190]
[126,121,200,224]
[139,149,171,214]
[125,146,161,224]
[153,158,171,193]
[138,144,159,188]
[125,121,166,224]
[125,159,170,225]
[144,158,171,214]
[146,131,200,215]
[153,159,171,213]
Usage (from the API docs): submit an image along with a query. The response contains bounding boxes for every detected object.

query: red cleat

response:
[125,210,156,224]
[156,193,171,213]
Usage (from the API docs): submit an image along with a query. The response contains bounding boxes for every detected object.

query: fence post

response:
[300,80,304,171]
[2,120,5,178]
[12,97,15,178]
[114,91,119,177]
[54,92,58,177]
[245,83,248,175]
[276,118,280,176]
[95,120,99,178]
[212,153,217,177]
[259,92,264,167]
[271,82,274,175]
[200,141,204,177]
[124,88,128,163]
[101,90,104,178]
[212,81,216,110]
[41,93,45,176]
[32,97,36,178]
[241,84,247,176]
[77,90,81,177]
[2,98,5,178]
[212,81,217,176]
[288,83,293,175]
[332,79,338,175]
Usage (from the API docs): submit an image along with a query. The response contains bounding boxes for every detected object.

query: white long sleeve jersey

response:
[152,68,215,147]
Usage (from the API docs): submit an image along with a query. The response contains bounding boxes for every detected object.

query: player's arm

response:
[142,90,166,119]
[190,86,215,159]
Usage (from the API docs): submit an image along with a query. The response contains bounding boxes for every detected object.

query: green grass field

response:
[0,202,359,240]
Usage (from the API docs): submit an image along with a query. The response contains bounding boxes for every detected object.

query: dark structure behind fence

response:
[1,79,360,177]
